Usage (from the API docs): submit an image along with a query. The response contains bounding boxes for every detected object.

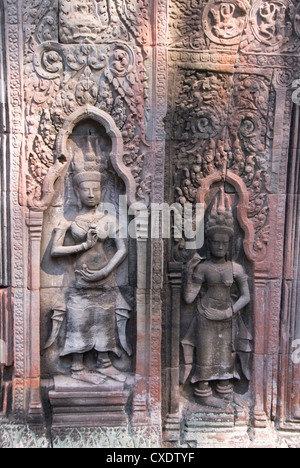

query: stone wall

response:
[0,0,299,448]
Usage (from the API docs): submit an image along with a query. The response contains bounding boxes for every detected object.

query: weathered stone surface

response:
[0,0,300,449]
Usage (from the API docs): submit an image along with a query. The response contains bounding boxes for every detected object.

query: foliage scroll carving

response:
[23,0,152,209]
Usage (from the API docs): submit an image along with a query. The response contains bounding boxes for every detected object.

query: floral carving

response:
[171,69,272,260]
[23,1,151,207]
[172,71,233,204]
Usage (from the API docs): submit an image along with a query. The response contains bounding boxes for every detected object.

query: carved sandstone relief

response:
[164,2,283,439]
[240,0,300,53]
[44,131,131,385]
[23,0,151,210]
[169,69,272,262]
[40,113,135,427]
[169,0,250,50]
[182,187,251,409]
[20,0,156,428]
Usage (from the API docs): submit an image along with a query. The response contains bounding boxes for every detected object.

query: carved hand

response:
[82,228,98,251]
[80,265,109,283]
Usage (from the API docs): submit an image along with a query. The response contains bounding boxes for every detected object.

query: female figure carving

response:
[182,188,251,407]
[49,169,130,385]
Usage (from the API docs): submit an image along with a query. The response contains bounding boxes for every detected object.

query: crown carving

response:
[206,187,234,238]
[69,138,102,184]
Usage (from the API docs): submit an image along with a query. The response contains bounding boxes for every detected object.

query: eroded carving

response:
[182,187,251,409]
[169,0,250,50]
[203,0,248,46]
[250,0,291,49]
[240,0,300,53]
[23,0,151,210]
[59,0,108,44]
[171,69,271,260]
[46,157,131,385]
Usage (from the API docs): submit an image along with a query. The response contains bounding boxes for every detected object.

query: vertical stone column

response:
[164,263,182,441]
[2,0,30,422]
[278,102,300,428]
[0,290,13,367]
[26,211,43,422]
[252,273,268,427]
[0,289,13,417]
[0,1,13,415]
[132,211,150,425]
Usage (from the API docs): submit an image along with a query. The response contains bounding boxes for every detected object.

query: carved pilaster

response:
[0,288,13,367]
[163,263,182,442]
[251,274,268,427]
[0,0,11,288]
[26,211,44,422]
[132,211,150,425]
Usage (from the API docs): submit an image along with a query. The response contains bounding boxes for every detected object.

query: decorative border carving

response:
[2,0,28,421]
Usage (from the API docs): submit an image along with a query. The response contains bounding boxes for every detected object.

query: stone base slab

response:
[49,375,130,428]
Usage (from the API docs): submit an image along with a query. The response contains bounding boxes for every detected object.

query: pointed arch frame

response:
[28,105,137,210]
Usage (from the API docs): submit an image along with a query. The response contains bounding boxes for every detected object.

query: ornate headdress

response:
[205,186,234,239]
[73,171,101,187]
[71,139,101,187]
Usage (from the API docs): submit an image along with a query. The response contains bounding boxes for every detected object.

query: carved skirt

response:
[60,287,121,357]
[183,309,235,383]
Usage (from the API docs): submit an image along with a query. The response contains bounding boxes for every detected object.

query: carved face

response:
[77,180,101,208]
[208,232,231,259]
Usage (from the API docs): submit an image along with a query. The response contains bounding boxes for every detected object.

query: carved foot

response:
[195,394,231,411]
[232,393,250,409]
[71,368,106,385]
[95,365,127,383]
[216,382,233,401]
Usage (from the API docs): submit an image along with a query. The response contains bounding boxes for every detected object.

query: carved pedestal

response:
[49,376,130,429]
[180,390,250,447]
[183,407,250,448]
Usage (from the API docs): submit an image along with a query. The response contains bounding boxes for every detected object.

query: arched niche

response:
[40,107,136,379]
[29,106,137,210]
[196,170,264,263]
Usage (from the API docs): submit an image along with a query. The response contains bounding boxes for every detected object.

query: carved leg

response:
[194,381,231,410]
[71,353,106,385]
[95,353,127,383]
[96,352,111,369]
[194,381,212,398]
[216,380,233,400]
[71,353,85,373]
[116,312,132,357]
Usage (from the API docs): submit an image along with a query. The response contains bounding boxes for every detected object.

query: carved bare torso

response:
[70,212,114,288]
